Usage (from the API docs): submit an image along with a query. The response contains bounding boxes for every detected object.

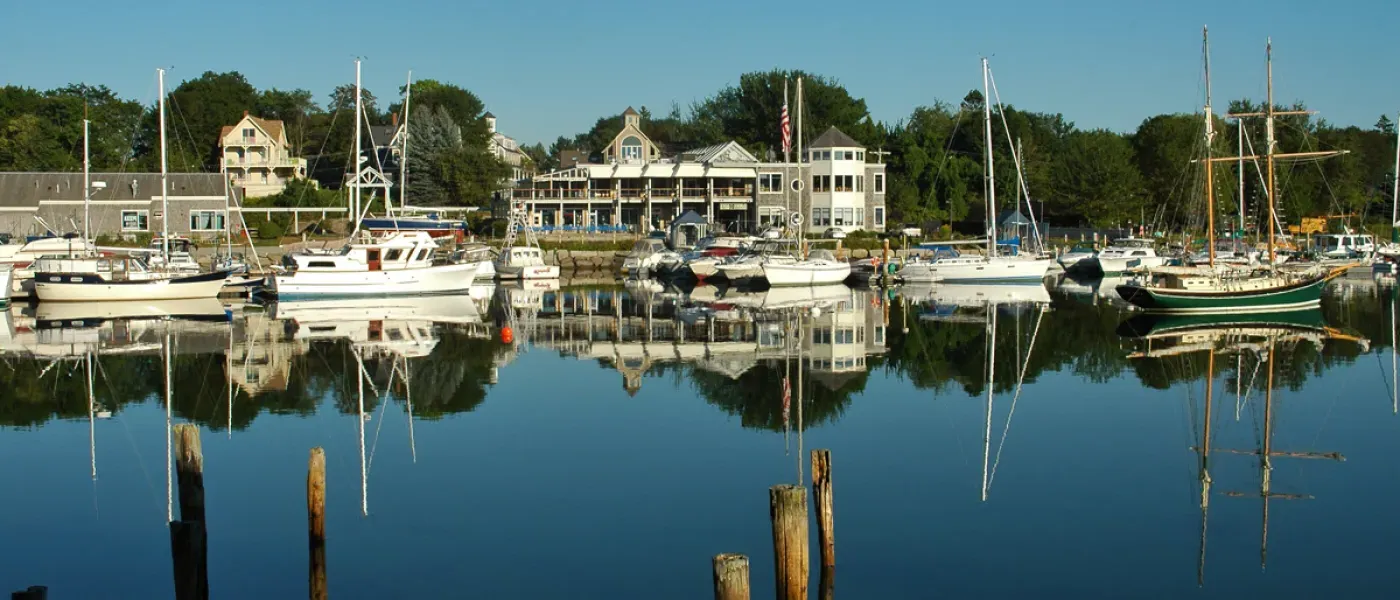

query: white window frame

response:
[855,207,864,226]
[874,173,885,194]
[121,210,149,232]
[189,210,226,232]
[874,206,885,227]
[758,172,784,193]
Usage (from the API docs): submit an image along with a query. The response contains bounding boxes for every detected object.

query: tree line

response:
[3,68,1396,228]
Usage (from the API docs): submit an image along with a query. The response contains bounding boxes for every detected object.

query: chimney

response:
[392,112,399,128]
[243,110,248,118]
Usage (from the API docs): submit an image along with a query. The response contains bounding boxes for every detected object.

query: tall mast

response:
[982,58,995,260]
[1198,350,1215,586]
[400,70,412,215]
[158,68,170,261]
[1238,116,1246,242]
[797,77,806,256]
[1260,336,1275,568]
[1265,39,1277,265]
[981,301,997,501]
[83,105,90,243]
[1391,111,1399,239]
[352,59,363,230]
[1203,26,1216,267]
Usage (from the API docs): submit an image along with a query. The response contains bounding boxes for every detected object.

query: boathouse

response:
[0,172,236,241]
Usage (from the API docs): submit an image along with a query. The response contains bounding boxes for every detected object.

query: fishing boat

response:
[897,59,1052,283]
[762,249,851,286]
[271,230,477,298]
[35,70,231,303]
[1117,31,1348,314]
[494,202,560,280]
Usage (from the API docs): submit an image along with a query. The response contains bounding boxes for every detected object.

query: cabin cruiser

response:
[0,265,11,305]
[713,239,799,283]
[271,230,479,297]
[682,236,750,280]
[0,233,95,297]
[1311,232,1375,261]
[1082,237,1166,275]
[495,246,560,280]
[32,255,230,302]
[141,236,202,274]
[621,238,683,276]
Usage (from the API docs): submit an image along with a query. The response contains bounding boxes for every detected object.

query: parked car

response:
[823,227,847,239]
[882,224,922,238]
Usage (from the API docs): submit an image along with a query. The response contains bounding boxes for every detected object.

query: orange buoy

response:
[500,326,514,344]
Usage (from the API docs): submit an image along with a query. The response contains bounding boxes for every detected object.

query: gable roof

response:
[483,111,496,119]
[622,106,639,116]
[682,141,759,164]
[809,126,862,149]
[0,172,231,209]
[219,115,287,145]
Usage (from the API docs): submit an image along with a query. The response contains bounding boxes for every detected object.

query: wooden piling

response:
[10,586,47,600]
[169,520,208,600]
[711,553,750,600]
[170,423,208,600]
[819,566,835,600]
[308,447,328,600]
[173,424,205,522]
[811,449,834,568]
[769,484,808,600]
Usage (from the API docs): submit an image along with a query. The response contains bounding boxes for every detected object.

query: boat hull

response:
[496,264,560,280]
[271,262,478,298]
[34,270,232,302]
[1115,273,1333,314]
[762,263,852,287]
[901,257,1052,283]
[0,267,10,304]
[1092,255,1167,275]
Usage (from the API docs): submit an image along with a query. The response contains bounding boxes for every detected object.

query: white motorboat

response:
[0,234,93,269]
[1085,238,1167,275]
[1056,243,1098,271]
[1312,232,1375,260]
[621,238,683,276]
[762,250,851,286]
[141,237,203,274]
[0,266,11,304]
[713,239,799,282]
[495,246,560,280]
[269,293,481,325]
[272,230,477,298]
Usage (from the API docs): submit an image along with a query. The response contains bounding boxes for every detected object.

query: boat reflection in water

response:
[1119,308,1368,585]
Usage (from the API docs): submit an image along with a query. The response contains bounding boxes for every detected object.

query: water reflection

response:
[3,277,1400,596]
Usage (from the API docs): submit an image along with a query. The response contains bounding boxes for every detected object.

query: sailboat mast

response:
[352,59,363,230]
[400,70,412,215]
[1391,111,1399,235]
[982,58,995,259]
[981,302,997,502]
[1265,39,1277,264]
[1198,350,1214,586]
[1239,119,1246,241]
[158,68,170,261]
[1261,336,1275,569]
[83,107,91,243]
[797,77,806,256]
[1203,26,1216,267]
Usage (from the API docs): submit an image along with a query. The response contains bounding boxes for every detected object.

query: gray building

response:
[0,172,237,242]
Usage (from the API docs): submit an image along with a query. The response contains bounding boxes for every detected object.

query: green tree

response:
[256,88,317,155]
[133,71,258,171]
[1050,130,1146,226]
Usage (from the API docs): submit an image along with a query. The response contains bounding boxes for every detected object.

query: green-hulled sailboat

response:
[1116,29,1350,314]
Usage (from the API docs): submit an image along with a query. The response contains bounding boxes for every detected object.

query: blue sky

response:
[3,0,1393,146]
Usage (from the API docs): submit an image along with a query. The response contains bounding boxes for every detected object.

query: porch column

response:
[706,177,714,224]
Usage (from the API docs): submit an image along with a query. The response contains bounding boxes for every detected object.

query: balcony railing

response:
[681,188,707,198]
[713,187,754,197]
[649,188,676,198]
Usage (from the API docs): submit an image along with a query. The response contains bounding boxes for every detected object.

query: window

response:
[308,261,336,268]
[874,173,885,194]
[241,128,255,140]
[813,327,832,344]
[855,207,864,226]
[874,326,885,345]
[621,136,643,161]
[121,210,149,232]
[413,248,429,261]
[843,151,855,160]
[759,173,784,193]
[835,328,855,344]
[812,175,830,193]
[856,151,864,161]
[856,175,864,192]
[834,207,852,226]
[834,175,853,192]
[821,150,832,161]
[189,210,225,232]
[874,206,885,227]
[384,249,404,261]
[760,206,785,227]
[813,208,831,227]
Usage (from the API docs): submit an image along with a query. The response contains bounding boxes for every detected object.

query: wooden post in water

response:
[769,484,808,600]
[170,423,208,600]
[811,449,834,569]
[10,586,47,600]
[711,553,750,600]
[308,447,328,600]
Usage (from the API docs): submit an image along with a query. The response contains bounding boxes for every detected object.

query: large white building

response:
[514,109,886,234]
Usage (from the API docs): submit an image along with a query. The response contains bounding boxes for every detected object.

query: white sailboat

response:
[898,58,1053,283]
[762,249,851,286]
[34,69,230,303]
[271,60,479,298]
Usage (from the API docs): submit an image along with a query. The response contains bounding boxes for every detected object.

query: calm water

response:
[2,276,1398,599]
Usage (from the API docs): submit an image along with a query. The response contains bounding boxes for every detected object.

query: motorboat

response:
[713,239,799,283]
[0,265,11,305]
[898,244,1052,283]
[1056,243,1097,271]
[141,236,202,274]
[1084,237,1166,275]
[495,246,560,280]
[761,249,851,286]
[1311,232,1375,261]
[271,230,478,298]
[621,238,683,276]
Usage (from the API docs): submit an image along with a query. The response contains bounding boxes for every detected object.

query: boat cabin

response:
[629,238,669,257]
[1311,233,1375,258]
[287,231,441,273]
[503,247,546,266]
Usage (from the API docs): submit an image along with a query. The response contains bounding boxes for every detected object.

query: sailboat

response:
[271,60,480,298]
[1116,31,1348,314]
[897,58,1053,283]
[33,69,231,303]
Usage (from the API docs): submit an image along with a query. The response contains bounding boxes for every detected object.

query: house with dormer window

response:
[604,107,662,164]
[218,111,309,198]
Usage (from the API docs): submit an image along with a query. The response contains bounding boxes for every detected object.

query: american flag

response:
[782,375,792,422]
[780,102,791,155]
